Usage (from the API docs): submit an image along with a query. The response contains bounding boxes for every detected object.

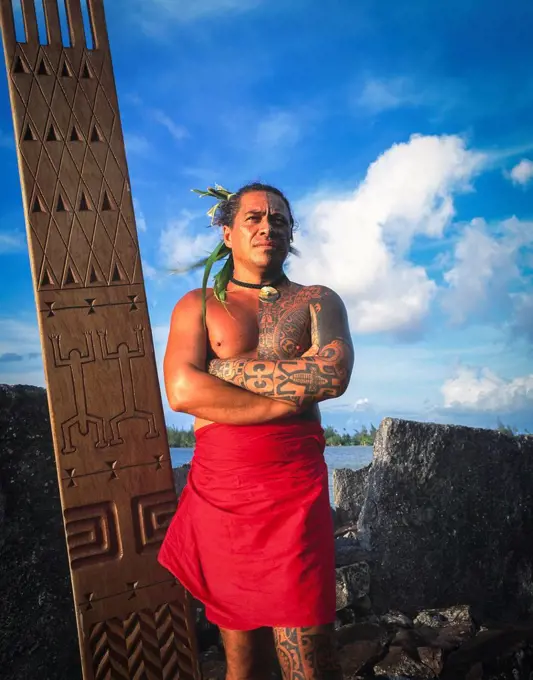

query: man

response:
[159,183,354,680]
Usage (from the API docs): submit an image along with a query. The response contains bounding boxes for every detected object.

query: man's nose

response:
[258,218,273,236]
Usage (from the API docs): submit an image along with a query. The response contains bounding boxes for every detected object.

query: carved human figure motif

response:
[49,331,107,453]
[0,1,199,678]
[97,325,159,445]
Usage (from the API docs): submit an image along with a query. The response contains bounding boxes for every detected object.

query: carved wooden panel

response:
[0,2,200,678]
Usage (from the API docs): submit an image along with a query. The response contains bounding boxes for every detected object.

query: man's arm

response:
[208,287,354,407]
[164,290,300,424]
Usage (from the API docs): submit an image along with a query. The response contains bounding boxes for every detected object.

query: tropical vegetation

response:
[167,420,527,448]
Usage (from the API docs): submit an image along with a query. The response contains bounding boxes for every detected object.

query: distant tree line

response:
[323,424,377,446]
[167,420,529,448]
[167,426,196,448]
[166,424,378,447]
[496,420,530,436]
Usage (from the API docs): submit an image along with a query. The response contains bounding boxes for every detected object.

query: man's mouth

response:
[254,239,286,249]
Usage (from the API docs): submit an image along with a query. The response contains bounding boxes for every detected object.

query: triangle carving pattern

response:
[56,194,68,212]
[47,124,59,142]
[40,268,53,287]
[10,46,140,289]
[13,55,30,74]
[37,58,51,76]
[23,123,36,141]
[64,266,76,285]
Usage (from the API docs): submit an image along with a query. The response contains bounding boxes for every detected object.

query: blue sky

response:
[1,0,532,433]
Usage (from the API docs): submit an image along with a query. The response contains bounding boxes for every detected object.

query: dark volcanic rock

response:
[333,465,371,526]
[357,418,533,623]
[0,385,80,680]
[335,535,373,566]
[336,562,370,610]
[173,463,190,497]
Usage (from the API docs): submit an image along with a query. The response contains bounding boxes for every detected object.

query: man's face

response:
[223,191,292,272]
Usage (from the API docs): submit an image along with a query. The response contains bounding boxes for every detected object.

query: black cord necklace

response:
[230,273,286,302]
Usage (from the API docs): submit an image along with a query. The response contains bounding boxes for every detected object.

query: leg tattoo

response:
[273,626,341,680]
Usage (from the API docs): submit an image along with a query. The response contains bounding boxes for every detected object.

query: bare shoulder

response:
[169,288,217,329]
[172,287,214,312]
[292,282,345,305]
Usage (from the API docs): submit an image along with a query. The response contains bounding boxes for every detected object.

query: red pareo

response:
[158,418,335,630]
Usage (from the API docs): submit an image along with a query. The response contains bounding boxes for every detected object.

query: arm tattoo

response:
[273,626,342,680]
[208,341,348,406]
[208,284,354,407]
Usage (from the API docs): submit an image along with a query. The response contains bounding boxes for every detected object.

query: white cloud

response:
[509,159,533,186]
[354,75,464,117]
[133,199,147,232]
[441,216,532,326]
[442,219,518,324]
[357,77,415,113]
[159,212,219,270]
[511,292,533,343]
[125,134,151,155]
[151,110,188,143]
[354,398,370,411]
[0,231,25,253]
[0,318,44,386]
[142,260,157,280]
[289,134,486,334]
[256,110,301,151]
[136,0,262,26]
[0,318,40,356]
[442,366,533,413]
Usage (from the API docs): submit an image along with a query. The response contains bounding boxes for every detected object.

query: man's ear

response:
[222,225,232,248]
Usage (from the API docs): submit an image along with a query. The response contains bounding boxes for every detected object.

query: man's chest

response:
[206,290,312,360]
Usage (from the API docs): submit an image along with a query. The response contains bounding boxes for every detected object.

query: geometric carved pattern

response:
[17,45,139,291]
[132,491,178,554]
[6,15,141,292]
[0,2,200,678]
[64,501,122,570]
[90,603,200,680]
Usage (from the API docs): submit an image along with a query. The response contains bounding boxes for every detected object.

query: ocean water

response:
[170,445,374,503]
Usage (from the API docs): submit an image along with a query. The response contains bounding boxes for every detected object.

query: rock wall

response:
[333,464,371,526]
[335,417,533,623]
[0,385,80,680]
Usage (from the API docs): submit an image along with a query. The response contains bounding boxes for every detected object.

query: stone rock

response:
[357,417,533,622]
[333,465,371,526]
[336,563,370,611]
[193,598,220,652]
[334,535,373,566]
[418,646,444,675]
[336,620,390,676]
[374,645,436,678]
[336,621,389,648]
[440,627,533,679]
[0,385,80,680]
[380,611,413,629]
[173,463,190,497]
[338,638,387,679]
[352,594,373,615]
[414,604,475,633]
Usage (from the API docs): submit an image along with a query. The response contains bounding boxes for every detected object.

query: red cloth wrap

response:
[158,418,335,630]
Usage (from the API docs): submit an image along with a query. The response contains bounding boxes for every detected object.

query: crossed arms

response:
[164,287,353,425]
[208,291,353,408]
